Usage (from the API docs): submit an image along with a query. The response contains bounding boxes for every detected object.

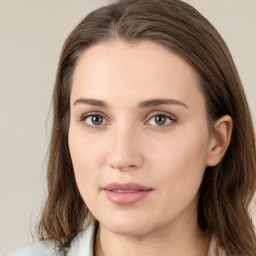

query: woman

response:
[6,0,256,255]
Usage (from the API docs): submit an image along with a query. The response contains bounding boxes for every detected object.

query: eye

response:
[81,114,107,127]
[147,114,175,126]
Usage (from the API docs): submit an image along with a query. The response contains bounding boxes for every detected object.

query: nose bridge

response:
[107,122,143,170]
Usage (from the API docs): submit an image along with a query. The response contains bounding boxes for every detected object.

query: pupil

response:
[155,115,166,125]
[92,116,102,125]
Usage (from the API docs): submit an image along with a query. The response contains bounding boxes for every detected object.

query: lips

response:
[103,182,153,205]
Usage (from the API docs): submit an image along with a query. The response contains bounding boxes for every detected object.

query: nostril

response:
[110,163,138,171]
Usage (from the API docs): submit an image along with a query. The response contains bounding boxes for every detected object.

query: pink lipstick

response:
[103,182,153,206]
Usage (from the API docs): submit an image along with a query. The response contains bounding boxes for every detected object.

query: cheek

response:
[69,126,105,169]
[68,129,104,197]
[149,126,209,198]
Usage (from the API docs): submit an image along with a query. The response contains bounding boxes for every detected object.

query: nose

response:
[107,126,143,171]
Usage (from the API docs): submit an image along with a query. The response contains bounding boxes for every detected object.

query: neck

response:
[94,214,210,256]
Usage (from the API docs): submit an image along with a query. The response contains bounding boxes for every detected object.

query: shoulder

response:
[208,236,226,256]
[66,224,96,256]
[5,239,56,256]
[5,224,96,256]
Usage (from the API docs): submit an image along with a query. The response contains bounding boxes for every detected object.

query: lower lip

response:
[104,190,153,206]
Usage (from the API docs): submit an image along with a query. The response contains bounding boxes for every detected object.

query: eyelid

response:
[79,112,110,128]
[80,111,103,120]
[145,111,177,127]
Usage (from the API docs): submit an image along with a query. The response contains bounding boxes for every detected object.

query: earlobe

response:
[206,115,233,167]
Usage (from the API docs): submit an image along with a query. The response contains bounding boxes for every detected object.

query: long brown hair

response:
[38,0,256,255]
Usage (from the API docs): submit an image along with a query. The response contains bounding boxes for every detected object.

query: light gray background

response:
[0,0,255,254]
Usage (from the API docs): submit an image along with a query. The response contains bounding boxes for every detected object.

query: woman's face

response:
[69,40,215,236]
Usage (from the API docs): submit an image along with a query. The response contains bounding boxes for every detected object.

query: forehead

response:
[71,40,204,108]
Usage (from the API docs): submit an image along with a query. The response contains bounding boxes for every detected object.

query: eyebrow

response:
[73,98,188,108]
[138,98,188,108]
[73,98,109,108]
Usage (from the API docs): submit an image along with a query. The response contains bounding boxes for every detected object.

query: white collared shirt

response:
[5,224,222,256]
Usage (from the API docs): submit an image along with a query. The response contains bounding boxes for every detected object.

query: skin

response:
[68,40,232,256]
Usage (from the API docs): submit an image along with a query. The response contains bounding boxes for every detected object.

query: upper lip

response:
[103,182,152,191]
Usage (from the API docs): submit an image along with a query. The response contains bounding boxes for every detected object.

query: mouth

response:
[102,182,153,206]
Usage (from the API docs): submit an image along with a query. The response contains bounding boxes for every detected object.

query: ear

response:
[206,115,233,167]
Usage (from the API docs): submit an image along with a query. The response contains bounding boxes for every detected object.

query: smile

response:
[103,182,153,206]
[113,189,138,193]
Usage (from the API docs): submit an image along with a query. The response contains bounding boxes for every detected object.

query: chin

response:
[107,223,149,236]
[98,213,156,236]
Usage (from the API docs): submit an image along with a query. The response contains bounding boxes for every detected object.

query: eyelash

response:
[79,112,176,129]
